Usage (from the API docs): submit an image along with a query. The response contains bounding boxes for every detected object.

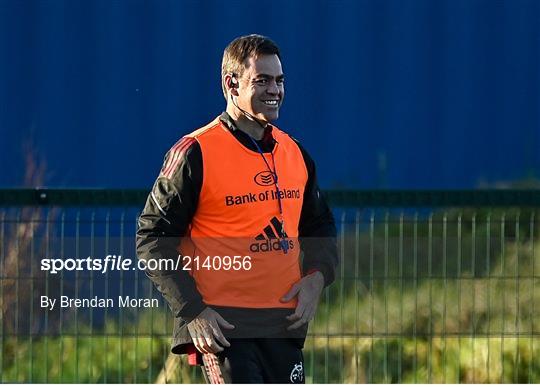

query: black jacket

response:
[136,112,338,354]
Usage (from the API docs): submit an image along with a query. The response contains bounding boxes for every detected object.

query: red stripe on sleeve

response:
[160,137,195,178]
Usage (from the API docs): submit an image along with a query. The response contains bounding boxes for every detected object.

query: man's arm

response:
[136,138,206,321]
[136,137,234,353]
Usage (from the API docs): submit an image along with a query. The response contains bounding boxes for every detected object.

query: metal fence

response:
[1,189,539,383]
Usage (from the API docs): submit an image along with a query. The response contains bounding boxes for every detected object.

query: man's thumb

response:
[281,284,300,302]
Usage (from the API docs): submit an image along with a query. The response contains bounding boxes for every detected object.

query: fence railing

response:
[0,189,539,383]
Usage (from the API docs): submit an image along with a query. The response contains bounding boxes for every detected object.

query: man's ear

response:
[224,74,239,97]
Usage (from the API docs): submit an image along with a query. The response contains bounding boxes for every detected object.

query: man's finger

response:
[281,283,301,302]
[200,335,212,354]
[287,303,317,330]
[204,333,223,353]
[194,337,208,354]
[212,326,231,348]
[286,301,307,321]
[216,314,235,329]
[303,306,316,324]
[287,317,308,331]
[200,328,216,353]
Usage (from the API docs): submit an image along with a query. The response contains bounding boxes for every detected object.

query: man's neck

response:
[225,105,266,140]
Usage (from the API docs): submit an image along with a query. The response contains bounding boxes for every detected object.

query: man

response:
[136,34,338,383]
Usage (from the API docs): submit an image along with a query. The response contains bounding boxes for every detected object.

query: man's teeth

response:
[263,100,278,105]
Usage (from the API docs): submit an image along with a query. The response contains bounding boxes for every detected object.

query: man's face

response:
[235,54,284,122]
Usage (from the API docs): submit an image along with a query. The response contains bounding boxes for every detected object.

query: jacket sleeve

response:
[294,140,339,287]
[136,138,206,322]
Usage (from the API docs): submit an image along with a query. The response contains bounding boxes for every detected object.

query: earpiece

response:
[228,74,238,89]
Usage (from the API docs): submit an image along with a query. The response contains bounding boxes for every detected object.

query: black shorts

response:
[201,338,305,384]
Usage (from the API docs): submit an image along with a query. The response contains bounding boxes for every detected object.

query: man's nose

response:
[266,81,279,95]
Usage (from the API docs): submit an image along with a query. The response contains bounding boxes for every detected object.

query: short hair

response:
[221,34,281,99]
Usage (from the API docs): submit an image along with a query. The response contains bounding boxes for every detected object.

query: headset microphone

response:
[230,92,269,130]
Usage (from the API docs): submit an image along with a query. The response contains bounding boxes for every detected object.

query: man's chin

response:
[257,112,279,123]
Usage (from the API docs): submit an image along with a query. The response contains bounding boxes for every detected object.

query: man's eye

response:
[255,79,268,85]
[277,79,285,86]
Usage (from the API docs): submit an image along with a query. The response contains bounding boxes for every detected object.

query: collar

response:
[219,112,276,153]
[219,111,274,143]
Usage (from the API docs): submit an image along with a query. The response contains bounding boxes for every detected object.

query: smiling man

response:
[136,34,338,384]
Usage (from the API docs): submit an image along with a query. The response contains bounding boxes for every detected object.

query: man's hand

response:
[280,271,325,330]
[187,307,235,354]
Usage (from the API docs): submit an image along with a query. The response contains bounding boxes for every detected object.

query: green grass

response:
[1,312,205,383]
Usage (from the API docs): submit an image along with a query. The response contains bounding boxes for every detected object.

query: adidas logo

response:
[250,217,295,253]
